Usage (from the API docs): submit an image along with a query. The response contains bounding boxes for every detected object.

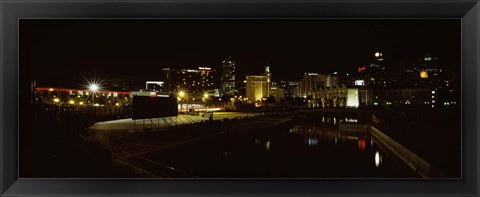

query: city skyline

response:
[20,19,461,179]
[21,19,460,84]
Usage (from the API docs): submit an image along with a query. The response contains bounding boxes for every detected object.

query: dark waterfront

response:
[136,114,414,178]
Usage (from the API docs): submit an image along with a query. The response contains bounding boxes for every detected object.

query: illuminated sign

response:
[354,80,365,86]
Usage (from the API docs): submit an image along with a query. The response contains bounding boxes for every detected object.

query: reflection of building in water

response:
[290,123,371,146]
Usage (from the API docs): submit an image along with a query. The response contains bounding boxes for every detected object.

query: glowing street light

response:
[178,90,186,113]
[203,93,209,99]
[178,90,186,98]
[89,84,99,91]
[53,98,60,103]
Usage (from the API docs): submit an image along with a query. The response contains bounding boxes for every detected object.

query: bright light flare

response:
[53,98,60,103]
[178,91,186,98]
[89,84,99,91]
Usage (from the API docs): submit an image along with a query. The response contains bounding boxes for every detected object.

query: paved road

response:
[88,112,260,133]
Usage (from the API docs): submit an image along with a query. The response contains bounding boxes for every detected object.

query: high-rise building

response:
[295,73,340,98]
[163,67,216,95]
[269,86,285,101]
[246,75,269,103]
[221,56,236,96]
[325,75,339,88]
[279,80,299,98]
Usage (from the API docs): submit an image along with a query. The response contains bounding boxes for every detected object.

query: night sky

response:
[20,19,460,86]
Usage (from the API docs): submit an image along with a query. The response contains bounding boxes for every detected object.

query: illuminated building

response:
[264,65,271,85]
[163,67,216,95]
[310,85,348,108]
[347,88,360,108]
[296,73,339,98]
[279,80,298,98]
[221,56,236,96]
[246,75,269,103]
[34,87,131,106]
[145,81,164,92]
[269,86,285,102]
[325,75,339,88]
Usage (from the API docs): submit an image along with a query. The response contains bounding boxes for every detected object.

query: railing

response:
[32,102,132,129]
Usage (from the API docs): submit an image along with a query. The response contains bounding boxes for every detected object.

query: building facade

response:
[295,73,340,98]
[163,67,216,96]
[221,57,236,96]
[246,75,269,103]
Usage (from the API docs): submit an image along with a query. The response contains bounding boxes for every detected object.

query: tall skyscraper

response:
[221,56,236,96]
[264,65,271,92]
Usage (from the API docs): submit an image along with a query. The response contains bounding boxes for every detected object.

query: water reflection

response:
[136,114,409,178]
[375,151,383,167]
[358,139,366,151]
[307,138,318,146]
[289,122,371,148]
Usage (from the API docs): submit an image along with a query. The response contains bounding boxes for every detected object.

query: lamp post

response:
[178,90,186,113]
[89,84,99,105]
[203,93,209,112]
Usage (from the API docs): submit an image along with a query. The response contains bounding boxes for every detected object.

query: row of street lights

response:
[177,90,211,113]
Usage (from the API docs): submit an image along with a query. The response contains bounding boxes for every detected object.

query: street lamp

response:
[178,90,185,98]
[89,84,99,105]
[89,84,98,91]
[203,93,209,112]
[178,90,186,113]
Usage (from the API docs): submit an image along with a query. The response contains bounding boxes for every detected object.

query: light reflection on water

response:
[139,115,409,178]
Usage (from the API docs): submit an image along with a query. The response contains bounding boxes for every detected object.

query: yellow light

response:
[115,103,120,107]
[420,71,428,79]
[68,100,75,104]
[49,88,54,91]
[203,93,209,99]
[53,98,60,103]
[79,102,84,105]
[178,91,186,98]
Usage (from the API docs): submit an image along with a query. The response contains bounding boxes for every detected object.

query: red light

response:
[149,92,156,97]
[358,67,366,72]
[358,139,366,151]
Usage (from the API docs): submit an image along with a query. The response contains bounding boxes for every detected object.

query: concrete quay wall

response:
[371,126,446,178]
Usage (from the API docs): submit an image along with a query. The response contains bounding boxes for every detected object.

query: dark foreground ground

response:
[20,107,460,178]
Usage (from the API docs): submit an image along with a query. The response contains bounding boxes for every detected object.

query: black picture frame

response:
[1,0,478,196]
